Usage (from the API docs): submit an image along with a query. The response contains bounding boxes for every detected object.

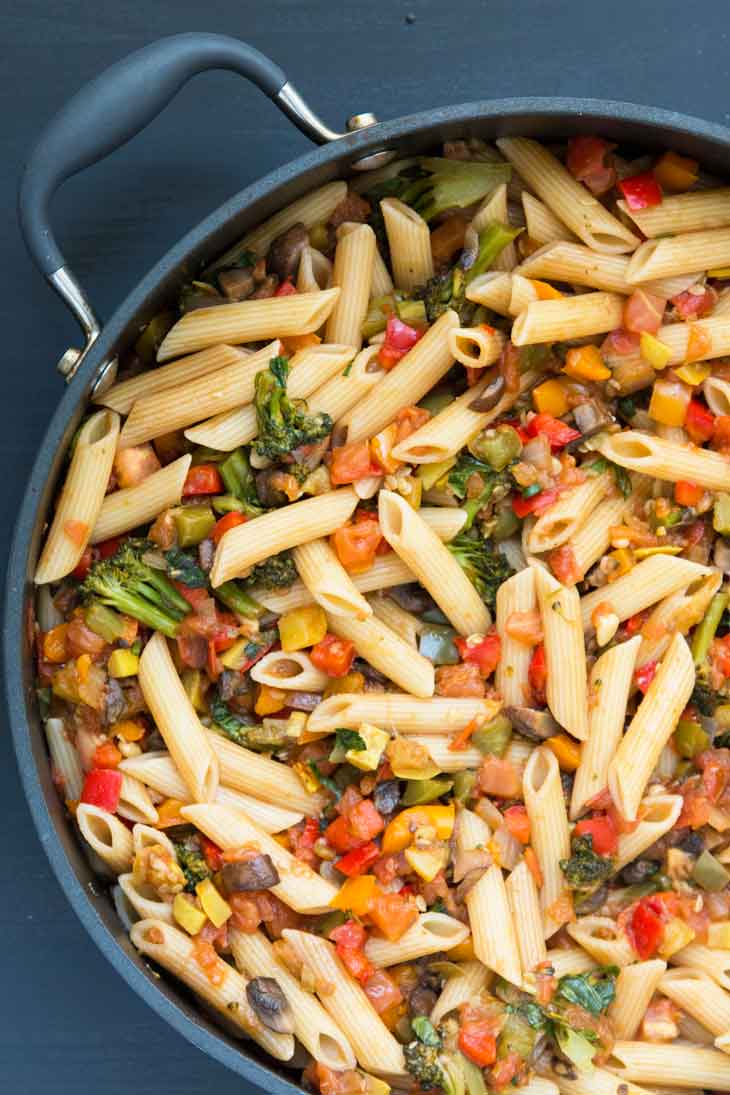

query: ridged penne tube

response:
[627,226,730,284]
[511,291,624,345]
[364,912,470,968]
[606,1042,730,1089]
[522,192,578,246]
[90,455,191,543]
[608,633,695,821]
[472,182,518,270]
[715,288,730,316]
[570,637,641,819]
[138,632,219,803]
[516,241,696,299]
[600,315,730,377]
[406,735,485,771]
[306,345,386,424]
[306,692,500,735]
[205,731,326,816]
[609,959,667,1040]
[210,488,358,586]
[118,342,277,448]
[44,718,84,801]
[517,1082,559,1095]
[117,774,158,825]
[293,539,372,620]
[533,947,597,982]
[672,943,730,991]
[704,375,730,416]
[496,568,537,707]
[120,751,302,833]
[509,273,540,316]
[506,859,547,976]
[534,567,589,740]
[118,873,174,923]
[468,864,522,986]
[378,490,491,635]
[249,650,330,691]
[523,748,572,938]
[659,968,730,1037]
[336,310,458,444]
[96,344,247,415]
[252,551,416,614]
[180,803,337,913]
[381,197,434,292]
[156,289,340,362]
[184,342,355,450]
[282,929,406,1076]
[619,187,730,237]
[133,823,176,858]
[465,271,514,316]
[77,804,134,874]
[130,919,294,1059]
[544,1065,647,1095]
[430,961,491,1025]
[636,570,722,667]
[325,223,377,347]
[496,138,639,253]
[528,472,613,554]
[229,929,356,1072]
[333,220,393,299]
[566,917,636,966]
[213,182,347,264]
[448,324,506,369]
[327,611,435,698]
[580,554,712,631]
[368,594,423,647]
[35,410,119,583]
[297,245,333,293]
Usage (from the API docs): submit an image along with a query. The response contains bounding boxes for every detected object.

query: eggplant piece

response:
[267,223,309,282]
[246,977,295,1033]
[218,267,255,301]
[503,705,561,741]
[468,366,506,412]
[220,853,280,893]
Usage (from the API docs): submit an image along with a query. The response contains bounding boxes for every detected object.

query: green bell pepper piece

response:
[402,777,454,806]
[419,625,460,665]
[469,425,523,472]
[674,718,710,759]
[693,850,730,892]
[691,590,729,666]
[211,494,246,514]
[472,714,512,757]
[452,769,477,803]
[174,505,215,547]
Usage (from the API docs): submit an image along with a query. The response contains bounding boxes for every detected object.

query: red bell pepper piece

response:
[211,511,247,544]
[635,660,658,694]
[377,314,423,370]
[71,546,93,580]
[574,813,618,856]
[685,399,716,443]
[618,171,663,211]
[275,280,298,296]
[528,644,548,706]
[566,136,616,195]
[330,920,375,983]
[503,804,530,844]
[80,768,123,811]
[458,1023,497,1067]
[674,480,703,507]
[525,413,581,450]
[336,841,380,877]
[310,634,356,678]
[454,632,501,676]
[627,896,666,959]
[183,464,224,496]
[200,836,224,872]
[512,488,559,519]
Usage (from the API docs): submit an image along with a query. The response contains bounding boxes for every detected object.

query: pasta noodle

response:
[293,538,372,620]
[597,428,730,491]
[327,611,435,698]
[90,455,191,543]
[534,566,589,741]
[511,291,624,345]
[325,223,377,347]
[523,748,572,938]
[496,567,537,707]
[381,197,434,291]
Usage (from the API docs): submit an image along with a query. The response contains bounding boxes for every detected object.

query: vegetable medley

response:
[33,132,730,1095]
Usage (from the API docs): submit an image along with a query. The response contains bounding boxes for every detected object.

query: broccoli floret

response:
[173,838,211,893]
[419,222,521,322]
[165,547,207,588]
[404,1042,447,1091]
[246,550,297,590]
[400,158,512,224]
[448,456,510,529]
[691,676,725,717]
[81,538,191,638]
[253,356,332,460]
[560,834,614,899]
[447,532,514,610]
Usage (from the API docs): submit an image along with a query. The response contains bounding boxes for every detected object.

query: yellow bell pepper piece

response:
[640,332,673,371]
[346,723,389,771]
[195,878,232,928]
[292,759,322,793]
[649,377,691,426]
[219,638,253,671]
[545,733,582,772]
[654,150,698,192]
[658,917,695,959]
[528,278,564,301]
[562,344,611,382]
[255,684,287,715]
[278,604,327,652]
[324,670,366,697]
[608,548,634,579]
[173,893,207,935]
[532,378,569,417]
[360,1071,392,1095]
[108,648,140,678]
[112,718,146,742]
[330,875,377,917]
[76,653,92,682]
[404,843,449,882]
[417,456,457,492]
[381,804,455,853]
[708,921,730,948]
[708,267,730,279]
[448,938,476,962]
[675,362,711,386]
[155,798,187,827]
[633,545,683,559]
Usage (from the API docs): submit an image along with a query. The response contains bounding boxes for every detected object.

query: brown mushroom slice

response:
[246,977,296,1034]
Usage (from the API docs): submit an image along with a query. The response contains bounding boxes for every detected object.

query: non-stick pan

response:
[8,31,730,1092]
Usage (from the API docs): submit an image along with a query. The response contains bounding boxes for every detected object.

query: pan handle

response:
[18,32,378,382]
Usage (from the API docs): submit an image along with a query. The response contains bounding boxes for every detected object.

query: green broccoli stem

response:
[98,588,181,638]
[692,590,728,666]
[465,222,523,283]
[139,569,191,618]
[214,581,264,618]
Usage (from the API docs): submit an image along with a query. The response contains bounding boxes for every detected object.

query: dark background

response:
[3,1,730,1090]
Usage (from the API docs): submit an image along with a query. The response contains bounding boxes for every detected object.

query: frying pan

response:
[7,30,730,1092]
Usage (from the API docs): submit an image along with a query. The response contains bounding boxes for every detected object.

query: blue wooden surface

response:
[3,1,730,1089]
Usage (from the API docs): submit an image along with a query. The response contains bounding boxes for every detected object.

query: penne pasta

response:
[325,223,377,347]
[293,538,372,620]
[465,271,514,316]
[381,197,434,292]
[496,567,537,707]
[659,967,730,1037]
[468,864,522,986]
[367,593,423,647]
[516,240,696,298]
[618,187,730,237]
[77,804,134,875]
[118,872,174,924]
[580,554,712,631]
[521,191,578,246]
[249,649,330,691]
[523,747,572,938]
[636,570,722,667]
[327,611,435,697]
[606,1041,730,1089]
[306,691,500,735]
[364,912,470,968]
[306,345,386,423]
[447,324,506,369]
[566,916,635,966]
[511,291,624,345]
[472,182,518,270]
[609,959,667,1040]
[430,961,491,1025]
[205,731,326,816]
[251,551,415,614]
[534,566,588,741]
[506,859,547,976]
[117,774,158,825]
[297,244,333,293]
[96,344,247,415]
[528,471,613,554]
[627,226,730,283]
[44,718,84,802]
[597,427,730,491]
[90,455,191,543]
[544,1066,648,1095]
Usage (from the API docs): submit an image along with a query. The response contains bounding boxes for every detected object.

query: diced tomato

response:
[330,919,367,950]
[435,662,485,697]
[712,634,730,680]
[80,768,122,812]
[97,537,122,560]
[394,404,430,445]
[686,324,712,364]
[363,968,403,1014]
[503,804,530,844]
[72,546,93,580]
[310,634,356,678]
[713,415,730,453]
[458,1022,497,1067]
[183,463,224,496]
[325,816,365,854]
[210,613,240,652]
[478,756,521,798]
[92,740,122,769]
[330,920,374,983]
[673,286,717,320]
[625,610,648,635]
[697,749,730,802]
[368,890,419,942]
[574,813,618,856]
[618,171,663,211]
[685,399,715,443]
[624,289,665,334]
[512,488,560,519]
[289,817,320,865]
[601,328,641,357]
[66,617,107,657]
[525,413,581,450]
[330,440,379,486]
[635,660,658,694]
[332,519,382,573]
[491,1051,523,1089]
[348,799,385,843]
[454,632,501,676]
[336,841,380,877]
[566,136,616,195]
[674,480,703,507]
[529,644,548,706]
[641,997,680,1043]
[275,279,298,296]
[377,314,423,371]
[627,899,663,959]
[548,544,582,585]
[176,585,210,610]
[678,778,712,829]
[200,836,224,872]
[211,511,247,543]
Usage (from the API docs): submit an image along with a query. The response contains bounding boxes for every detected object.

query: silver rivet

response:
[347,113,378,132]
[57,348,81,376]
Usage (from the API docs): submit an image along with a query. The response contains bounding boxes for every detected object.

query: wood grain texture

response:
[3,1,730,1091]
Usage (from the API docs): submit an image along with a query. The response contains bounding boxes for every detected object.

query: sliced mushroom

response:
[246,977,295,1034]
[503,706,561,741]
[220,853,280,893]
[267,223,309,282]
[565,398,615,450]
[468,366,506,412]
[218,266,255,301]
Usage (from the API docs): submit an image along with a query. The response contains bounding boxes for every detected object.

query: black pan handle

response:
[18,32,379,383]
